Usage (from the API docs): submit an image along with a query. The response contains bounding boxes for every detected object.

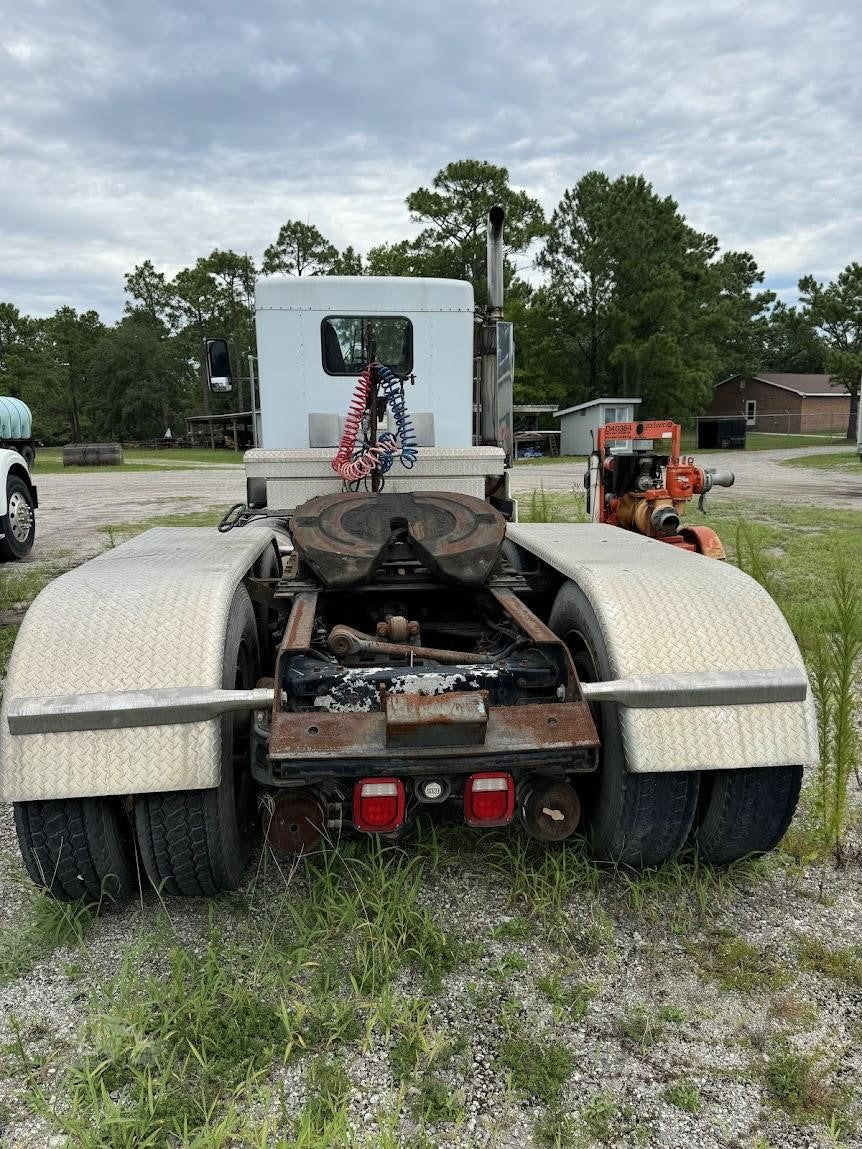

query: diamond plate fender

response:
[506,523,818,773]
[0,525,276,801]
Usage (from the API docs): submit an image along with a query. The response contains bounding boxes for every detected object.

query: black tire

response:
[691,765,803,864]
[13,797,137,903]
[250,541,282,665]
[0,474,35,560]
[548,581,699,867]
[134,586,260,896]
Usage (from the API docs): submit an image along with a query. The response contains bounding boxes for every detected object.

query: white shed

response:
[554,397,642,456]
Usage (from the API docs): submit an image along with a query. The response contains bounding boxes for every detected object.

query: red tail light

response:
[353,778,405,833]
[464,772,515,827]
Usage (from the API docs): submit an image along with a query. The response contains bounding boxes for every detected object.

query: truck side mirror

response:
[205,339,232,393]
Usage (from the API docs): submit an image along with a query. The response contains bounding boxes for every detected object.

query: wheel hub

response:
[8,491,32,542]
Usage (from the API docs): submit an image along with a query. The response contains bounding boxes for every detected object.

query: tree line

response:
[0,159,859,443]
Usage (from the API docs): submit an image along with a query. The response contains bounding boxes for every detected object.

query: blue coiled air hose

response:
[376,363,418,471]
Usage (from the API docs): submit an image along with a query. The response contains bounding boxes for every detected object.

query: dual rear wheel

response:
[549,581,802,867]
[13,586,261,902]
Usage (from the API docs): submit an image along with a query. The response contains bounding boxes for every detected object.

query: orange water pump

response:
[586,420,734,558]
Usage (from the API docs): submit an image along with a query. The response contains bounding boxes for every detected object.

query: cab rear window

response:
[321,315,412,376]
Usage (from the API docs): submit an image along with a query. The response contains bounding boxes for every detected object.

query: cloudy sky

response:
[1,0,859,320]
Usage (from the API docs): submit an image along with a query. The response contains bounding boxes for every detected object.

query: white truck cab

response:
[246,275,507,510]
[255,276,475,450]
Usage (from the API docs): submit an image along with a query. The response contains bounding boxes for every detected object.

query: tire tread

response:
[694,765,802,864]
[133,585,259,897]
[13,797,135,902]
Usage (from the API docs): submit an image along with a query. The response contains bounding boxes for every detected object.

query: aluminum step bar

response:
[6,669,808,736]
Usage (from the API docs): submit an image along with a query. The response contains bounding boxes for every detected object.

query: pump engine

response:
[586,420,735,557]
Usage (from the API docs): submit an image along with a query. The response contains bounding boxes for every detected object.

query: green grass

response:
[0,891,93,985]
[795,936,862,987]
[491,915,536,941]
[618,1004,677,1050]
[31,447,244,474]
[25,839,477,1145]
[663,1079,702,1114]
[521,485,589,523]
[499,1025,574,1103]
[516,432,849,466]
[692,931,791,995]
[100,506,227,545]
[781,450,861,471]
[535,974,595,1022]
[534,1104,580,1148]
[617,852,765,931]
[0,623,18,686]
[575,1090,650,1145]
[694,431,848,452]
[0,566,47,613]
[760,1044,854,1134]
[483,831,601,919]
[801,565,861,862]
[281,841,461,995]
[579,1091,618,1142]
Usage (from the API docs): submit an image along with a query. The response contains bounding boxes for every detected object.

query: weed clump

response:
[536,973,595,1022]
[619,1005,669,1050]
[297,1054,351,1141]
[800,564,861,864]
[284,841,459,994]
[663,1078,702,1113]
[795,935,862,987]
[499,1028,574,1104]
[0,891,93,985]
[694,931,790,995]
[761,1043,853,1134]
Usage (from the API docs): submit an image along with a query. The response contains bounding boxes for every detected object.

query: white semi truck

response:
[0,211,815,901]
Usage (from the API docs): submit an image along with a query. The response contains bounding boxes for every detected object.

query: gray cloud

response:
[1,0,859,318]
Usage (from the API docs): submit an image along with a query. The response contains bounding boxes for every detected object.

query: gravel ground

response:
[0,455,860,1147]
[27,464,246,564]
[1,784,861,1148]
[22,443,860,571]
[509,445,862,508]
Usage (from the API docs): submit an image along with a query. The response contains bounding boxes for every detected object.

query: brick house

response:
[705,373,851,434]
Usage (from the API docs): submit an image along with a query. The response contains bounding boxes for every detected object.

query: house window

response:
[603,405,629,424]
[745,400,757,426]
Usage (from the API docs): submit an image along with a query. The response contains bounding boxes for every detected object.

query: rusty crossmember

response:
[267,581,598,766]
[279,590,319,653]
[267,700,598,764]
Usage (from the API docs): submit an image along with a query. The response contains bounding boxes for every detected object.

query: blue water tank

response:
[0,397,32,440]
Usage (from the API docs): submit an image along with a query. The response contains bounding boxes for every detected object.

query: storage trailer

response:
[0,211,815,901]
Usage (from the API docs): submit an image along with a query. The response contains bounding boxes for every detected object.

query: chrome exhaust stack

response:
[480,206,506,445]
[486,205,505,319]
